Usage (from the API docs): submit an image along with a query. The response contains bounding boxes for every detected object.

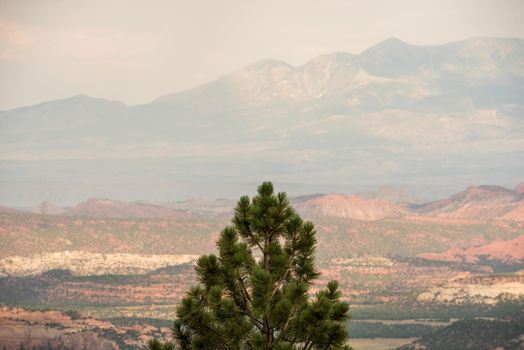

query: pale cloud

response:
[0,20,30,44]
[0,20,156,61]
[0,20,32,59]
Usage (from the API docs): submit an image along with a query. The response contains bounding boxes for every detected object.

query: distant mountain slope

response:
[414,185,524,220]
[27,183,524,222]
[397,315,524,350]
[65,198,191,219]
[0,205,17,214]
[293,193,409,220]
[502,202,524,221]
[0,211,218,258]
[419,233,524,264]
[1,197,523,259]
[0,95,127,142]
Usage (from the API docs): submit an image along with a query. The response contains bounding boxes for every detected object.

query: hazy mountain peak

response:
[293,193,408,221]
[1,95,126,113]
[460,36,524,46]
[150,36,524,107]
[415,185,524,220]
[244,58,294,71]
[303,52,355,65]
[449,185,516,203]
[361,37,413,54]
[67,94,112,102]
[0,95,128,135]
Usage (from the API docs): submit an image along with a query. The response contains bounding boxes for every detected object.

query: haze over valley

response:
[1,37,523,207]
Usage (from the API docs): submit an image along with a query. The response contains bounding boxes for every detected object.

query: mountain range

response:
[26,184,524,222]
[1,37,523,206]
[413,184,524,220]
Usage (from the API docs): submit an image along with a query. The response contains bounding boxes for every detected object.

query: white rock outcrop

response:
[0,251,199,277]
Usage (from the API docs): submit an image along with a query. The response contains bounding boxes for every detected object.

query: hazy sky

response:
[1,0,523,110]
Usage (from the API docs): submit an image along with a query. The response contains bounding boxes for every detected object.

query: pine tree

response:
[150,182,351,349]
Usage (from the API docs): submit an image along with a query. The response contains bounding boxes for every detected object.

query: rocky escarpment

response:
[414,185,524,221]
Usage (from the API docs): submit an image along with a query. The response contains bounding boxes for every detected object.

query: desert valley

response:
[1,8,524,345]
[1,183,523,349]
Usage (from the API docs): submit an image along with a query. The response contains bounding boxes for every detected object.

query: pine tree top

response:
[148,182,351,350]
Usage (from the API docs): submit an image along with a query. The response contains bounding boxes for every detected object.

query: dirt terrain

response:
[293,193,409,221]
[0,185,523,348]
[0,307,171,350]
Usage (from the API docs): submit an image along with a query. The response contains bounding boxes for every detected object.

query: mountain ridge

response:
[3,36,523,112]
[8,182,524,221]
[414,185,524,220]
[64,198,191,219]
